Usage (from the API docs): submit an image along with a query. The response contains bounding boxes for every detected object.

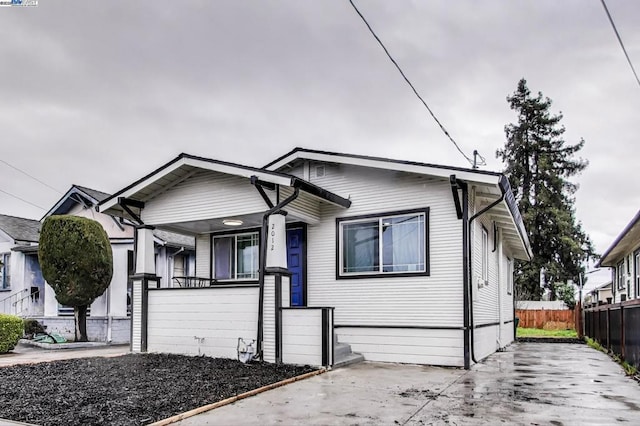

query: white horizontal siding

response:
[262,276,275,363]
[146,287,258,359]
[304,164,463,328]
[473,325,499,361]
[131,279,143,353]
[282,309,323,366]
[195,234,209,278]
[141,170,267,225]
[335,327,464,367]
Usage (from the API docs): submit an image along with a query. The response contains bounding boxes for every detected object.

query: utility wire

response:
[348,0,475,166]
[0,187,46,210]
[601,0,640,90]
[0,159,63,194]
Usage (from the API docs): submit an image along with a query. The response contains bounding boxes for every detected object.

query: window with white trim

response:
[0,253,10,289]
[635,250,640,299]
[617,261,625,290]
[212,232,259,281]
[337,209,428,277]
[507,257,513,295]
[481,226,489,286]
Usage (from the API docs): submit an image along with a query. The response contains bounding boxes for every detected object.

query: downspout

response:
[468,187,505,365]
[450,175,470,370]
[254,185,300,360]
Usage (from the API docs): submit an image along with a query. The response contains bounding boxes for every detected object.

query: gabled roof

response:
[265,147,532,260]
[98,153,352,217]
[43,184,112,219]
[0,213,40,243]
[154,229,195,250]
[597,210,640,267]
[264,147,502,185]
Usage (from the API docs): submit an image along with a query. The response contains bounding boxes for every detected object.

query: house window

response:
[213,232,259,281]
[481,226,489,286]
[337,209,428,278]
[507,257,513,295]
[617,261,625,290]
[1,253,10,289]
[635,251,640,299]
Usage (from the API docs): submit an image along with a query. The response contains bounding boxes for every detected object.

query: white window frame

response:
[0,253,10,290]
[212,231,260,282]
[617,261,625,290]
[481,226,489,286]
[337,209,429,278]
[507,257,513,295]
[635,250,640,299]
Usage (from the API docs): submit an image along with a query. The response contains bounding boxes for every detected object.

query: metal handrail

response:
[171,276,217,288]
[1,289,28,314]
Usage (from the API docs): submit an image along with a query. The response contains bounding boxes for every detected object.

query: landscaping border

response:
[150,368,327,425]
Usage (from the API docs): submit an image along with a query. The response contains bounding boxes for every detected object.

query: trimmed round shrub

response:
[0,314,24,353]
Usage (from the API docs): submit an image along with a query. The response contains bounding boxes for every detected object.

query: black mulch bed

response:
[517,337,584,344]
[0,353,316,426]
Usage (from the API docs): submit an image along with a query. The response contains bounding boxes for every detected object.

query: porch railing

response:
[171,276,217,288]
[0,289,43,317]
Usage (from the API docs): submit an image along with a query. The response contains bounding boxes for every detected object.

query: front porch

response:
[98,153,355,367]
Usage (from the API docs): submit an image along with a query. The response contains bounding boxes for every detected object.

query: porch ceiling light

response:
[222,219,243,226]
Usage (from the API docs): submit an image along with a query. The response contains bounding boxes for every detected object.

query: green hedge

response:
[0,314,24,353]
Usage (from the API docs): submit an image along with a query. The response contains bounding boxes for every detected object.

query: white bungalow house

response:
[98,148,531,369]
[596,210,640,303]
[0,214,41,316]
[1,185,195,343]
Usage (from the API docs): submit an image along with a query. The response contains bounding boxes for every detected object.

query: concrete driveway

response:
[176,342,640,425]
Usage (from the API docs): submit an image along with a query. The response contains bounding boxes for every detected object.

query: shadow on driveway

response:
[176,342,640,425]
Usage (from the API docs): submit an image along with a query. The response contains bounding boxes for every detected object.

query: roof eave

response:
[596,210,640,267]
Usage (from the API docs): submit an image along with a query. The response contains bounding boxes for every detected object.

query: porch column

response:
[263,213,290,364]
[130,225,159,353]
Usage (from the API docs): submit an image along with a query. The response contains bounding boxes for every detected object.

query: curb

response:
[150,368,327,426]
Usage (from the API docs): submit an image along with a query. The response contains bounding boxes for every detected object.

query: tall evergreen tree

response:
[497,78,595,300]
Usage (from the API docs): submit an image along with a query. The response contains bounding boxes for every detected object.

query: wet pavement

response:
[0,341,129,367]
[176,342,640,425]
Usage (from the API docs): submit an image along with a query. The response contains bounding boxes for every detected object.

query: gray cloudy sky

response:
[1,0,638,287]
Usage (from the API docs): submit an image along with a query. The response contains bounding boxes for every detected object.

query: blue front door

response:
[286,228,306,307]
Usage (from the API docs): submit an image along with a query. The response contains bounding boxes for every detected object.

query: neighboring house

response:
[99,148,531,369]
[0,214,41,316]
[596,210,640,303]
[586,281,613,306]
[1,185,195,343]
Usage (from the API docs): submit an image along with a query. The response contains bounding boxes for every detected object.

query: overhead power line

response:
[348,0,475,167]
[0,187,46,211]
[601,0,640,90]
[0,159,63,194]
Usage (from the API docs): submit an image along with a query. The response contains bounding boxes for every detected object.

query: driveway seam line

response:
[401,369,471,425]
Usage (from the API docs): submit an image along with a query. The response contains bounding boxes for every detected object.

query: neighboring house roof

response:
[264,147,532,261]
[154,229,195,250]
[43,184,112,219]
[597,210,640,268]
[0,214,40,243]
[98,153,352,218]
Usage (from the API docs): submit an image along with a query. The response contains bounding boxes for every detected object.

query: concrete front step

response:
[333,352,365,369]
[333,340,364,368]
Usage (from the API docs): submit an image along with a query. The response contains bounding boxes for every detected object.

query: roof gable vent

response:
[315,165,325,178]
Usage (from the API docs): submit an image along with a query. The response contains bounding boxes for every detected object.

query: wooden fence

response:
[516,309,576,330]
[584,300,640,370]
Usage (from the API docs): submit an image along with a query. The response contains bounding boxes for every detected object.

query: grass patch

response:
[585,337,638,377]
[516,327,577,338]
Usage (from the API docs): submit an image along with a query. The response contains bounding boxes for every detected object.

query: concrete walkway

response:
[176,342,640,425]
[0,341,129,367]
